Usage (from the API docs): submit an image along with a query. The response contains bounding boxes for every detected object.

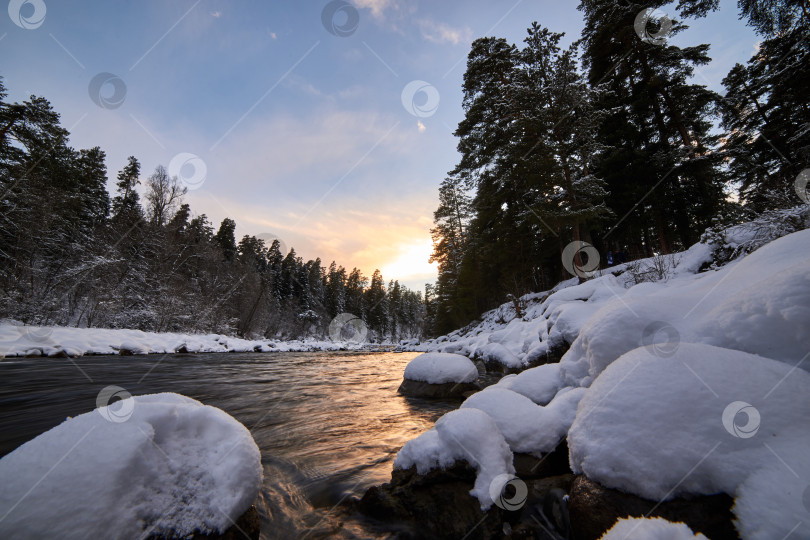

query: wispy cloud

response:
[418,19,472,46]
[352,0,397,20]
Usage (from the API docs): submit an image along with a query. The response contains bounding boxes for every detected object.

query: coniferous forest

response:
[427,0,809,335]
[0,84,424,340]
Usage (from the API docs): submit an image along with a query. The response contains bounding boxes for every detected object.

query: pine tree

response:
[213,218,237,262]
[111,156,141,219]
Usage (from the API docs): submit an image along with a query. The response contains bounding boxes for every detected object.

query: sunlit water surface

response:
[0,351,456,538]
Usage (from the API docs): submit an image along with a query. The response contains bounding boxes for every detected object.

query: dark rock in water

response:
[175,344,189,354]
[513,438,572,479]
[118,348,133,356]
[358,462,504,539]
[567,475,739,540]
[145,505,260,540]
[47,349,69,358]
[397,378,481,399]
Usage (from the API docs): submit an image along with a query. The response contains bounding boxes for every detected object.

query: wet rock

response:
[509,474,575,539]
[358,462,504,539]
[397,379,481,399]
[146,505,260,540]
[175,344,189,354]
[513,438,572,479]
[567,475,739,540]
[118,348,134,356]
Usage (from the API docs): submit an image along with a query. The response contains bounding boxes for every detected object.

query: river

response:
[0,351,457,538]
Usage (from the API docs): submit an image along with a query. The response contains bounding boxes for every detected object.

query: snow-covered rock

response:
[402,352,478,384]
[461,386,585,456]
[477,342,523,370]
[0,393,262,539]
[569,343,810,504]
[394,408,514,509]
[494,363,563,405]
[600,517,708,539]
[733,434,810,540]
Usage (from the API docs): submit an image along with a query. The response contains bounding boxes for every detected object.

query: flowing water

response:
[0,351,458,538]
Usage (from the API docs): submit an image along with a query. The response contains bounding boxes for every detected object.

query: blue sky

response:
[1,0,757,291]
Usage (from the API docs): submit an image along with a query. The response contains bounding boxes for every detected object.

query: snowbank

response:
[394,408,514,509]
[600,517,707,539]
[560,227,810,386]
[0,393,262,539]
[0,322,371,358]
[402,352,478,384]
[569,343,810,528]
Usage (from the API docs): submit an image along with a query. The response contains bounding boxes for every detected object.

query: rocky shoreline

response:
[362,353,741,539]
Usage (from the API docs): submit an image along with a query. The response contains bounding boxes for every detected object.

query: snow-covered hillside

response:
[396,207,810,539]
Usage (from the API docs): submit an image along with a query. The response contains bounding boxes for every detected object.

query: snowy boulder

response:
[394,408,514,509]
[477,342,523,372]
[0,393,263,540]
[600,517,708,539]
[494,363,563,405]
[733,434,810,540]
[569,343,810,502]
[398,352,480,399]
[461,386,585,456]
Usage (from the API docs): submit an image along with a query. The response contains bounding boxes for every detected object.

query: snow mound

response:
[600,517,707,539]
[733,434,810,540]
[461,386,585,456]
[569,343,810,502]
[394,408,514,509]
[495,363,563,405]
[0,393,262,539]
[560,228,810,387]
[402,352,478,384]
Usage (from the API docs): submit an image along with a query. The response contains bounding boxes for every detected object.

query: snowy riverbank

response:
[389,207,810,538]
[0,323,379,359]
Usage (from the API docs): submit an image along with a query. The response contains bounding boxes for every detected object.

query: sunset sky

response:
[1,0,756,291]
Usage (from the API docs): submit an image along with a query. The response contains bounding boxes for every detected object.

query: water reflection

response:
[0,351,455,538]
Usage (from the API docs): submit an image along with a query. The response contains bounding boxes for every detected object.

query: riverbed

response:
[0,351,456,538]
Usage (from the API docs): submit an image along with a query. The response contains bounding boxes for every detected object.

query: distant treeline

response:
[426,0,809,335]
[0,80,424,341]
